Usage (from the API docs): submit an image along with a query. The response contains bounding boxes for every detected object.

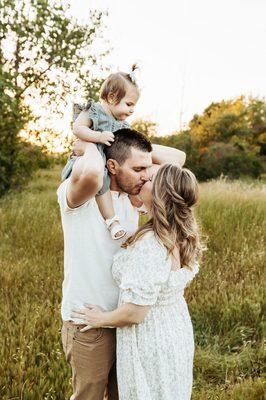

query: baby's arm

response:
[73,110,114,146]
[73,110,100,142]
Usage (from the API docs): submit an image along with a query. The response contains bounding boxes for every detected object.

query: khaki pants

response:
[61,321,118,400]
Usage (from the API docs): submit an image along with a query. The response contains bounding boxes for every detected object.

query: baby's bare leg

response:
[96,191,126,239]
[96,191,116,220]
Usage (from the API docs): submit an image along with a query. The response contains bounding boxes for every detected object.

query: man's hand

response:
[99,131,115,146]
[152,144,186,167]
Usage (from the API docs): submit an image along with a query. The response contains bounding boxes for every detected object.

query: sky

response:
[68,0,266,135]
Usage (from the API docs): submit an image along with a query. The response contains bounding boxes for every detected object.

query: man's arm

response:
[151,144,186,167]
[67,143,104,208]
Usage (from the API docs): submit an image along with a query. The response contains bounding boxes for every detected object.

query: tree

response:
[246,97,266,155]
[194,143,263,180]
[131,118,158,137]
[0,0,107,195]
[188,96,266,154]
[151,96,265,181]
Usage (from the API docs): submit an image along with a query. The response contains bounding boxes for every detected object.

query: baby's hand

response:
[99,131,115,146]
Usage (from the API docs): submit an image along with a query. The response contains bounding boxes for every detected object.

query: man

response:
[57,128,186,400]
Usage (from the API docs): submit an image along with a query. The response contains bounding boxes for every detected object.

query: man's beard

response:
[115,174,142,195]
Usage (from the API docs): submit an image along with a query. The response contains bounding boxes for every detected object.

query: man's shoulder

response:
[57,178,72,201]
[57,179,68,202]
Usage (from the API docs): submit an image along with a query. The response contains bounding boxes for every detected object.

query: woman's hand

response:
[71,304,106,330]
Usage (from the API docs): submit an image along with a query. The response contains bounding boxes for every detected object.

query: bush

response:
[194,143,264,180]
[151,96,265,181]
[151,135,264,181]
[0,140,54,196]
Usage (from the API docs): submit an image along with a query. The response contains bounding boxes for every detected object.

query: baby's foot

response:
[109,221,126,239]
[105,215,127,240]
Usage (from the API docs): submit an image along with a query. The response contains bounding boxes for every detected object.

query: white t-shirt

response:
[57,179,140,322]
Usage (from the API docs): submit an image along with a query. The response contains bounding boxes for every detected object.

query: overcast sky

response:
[69,0,266,135]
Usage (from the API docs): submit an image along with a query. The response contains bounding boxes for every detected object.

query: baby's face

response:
[111,83,139,121]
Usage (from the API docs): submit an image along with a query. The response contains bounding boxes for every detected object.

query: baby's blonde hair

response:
[123,164,205,269]
[100,64,139,105]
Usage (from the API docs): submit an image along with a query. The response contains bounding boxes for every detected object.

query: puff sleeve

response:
[85,101,100,131]
[113,234,172,306]
[122,120,131,129]
[169,262,199,293]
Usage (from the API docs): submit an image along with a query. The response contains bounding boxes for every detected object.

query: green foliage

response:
[0,0,107,196]
[1,139,54,193]
[152,96,266,180]
[131,118,158,137]
[193,143,263,180]
[0,168,265,398]
[189,96,266,150]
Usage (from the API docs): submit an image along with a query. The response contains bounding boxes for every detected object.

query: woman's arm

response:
[73,110,114,146]
[71,303,150,329]
[152,143,186,167]
[102,303,149,326]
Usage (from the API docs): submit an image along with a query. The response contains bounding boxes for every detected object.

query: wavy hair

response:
[123,164,205,269]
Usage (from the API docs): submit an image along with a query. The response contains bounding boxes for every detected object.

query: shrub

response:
[0,139,54,196]
[194,143,264,180]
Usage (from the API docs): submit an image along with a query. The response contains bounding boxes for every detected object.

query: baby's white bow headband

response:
[129,70,137,83]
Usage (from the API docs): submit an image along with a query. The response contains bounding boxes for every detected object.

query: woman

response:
[72,164,204,400]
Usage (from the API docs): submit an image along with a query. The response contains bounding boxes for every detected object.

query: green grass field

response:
[0,166,265,399]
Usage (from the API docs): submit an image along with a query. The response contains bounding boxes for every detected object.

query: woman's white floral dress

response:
[112,232,199,400]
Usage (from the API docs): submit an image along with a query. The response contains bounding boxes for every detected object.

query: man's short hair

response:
[105,128,152,165]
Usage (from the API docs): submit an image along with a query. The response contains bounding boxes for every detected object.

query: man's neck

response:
[109,176,124,194]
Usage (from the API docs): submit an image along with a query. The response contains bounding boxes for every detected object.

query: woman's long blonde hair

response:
[123,164,204,269]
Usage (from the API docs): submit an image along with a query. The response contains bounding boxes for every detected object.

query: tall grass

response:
[0,167,265,399]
